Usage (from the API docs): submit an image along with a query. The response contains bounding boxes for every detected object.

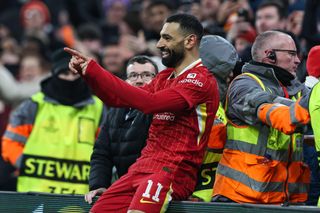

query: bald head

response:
[251,31,291,61]
[251,30,300,75]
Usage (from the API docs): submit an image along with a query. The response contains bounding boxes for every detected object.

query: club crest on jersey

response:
[187,73,197,78]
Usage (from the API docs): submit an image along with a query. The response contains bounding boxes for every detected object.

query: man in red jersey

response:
[65,13,219,213]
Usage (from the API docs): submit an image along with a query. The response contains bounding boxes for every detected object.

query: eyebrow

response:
[160,33,173,39]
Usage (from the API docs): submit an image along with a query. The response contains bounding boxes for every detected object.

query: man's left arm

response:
[257,93,310,134]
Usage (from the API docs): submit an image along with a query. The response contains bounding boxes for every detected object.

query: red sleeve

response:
[84,61,215,114]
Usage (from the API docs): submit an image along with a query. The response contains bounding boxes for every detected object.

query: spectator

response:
[101,43,127,79]
[100,0,128,45]
[190,35,239,202]
[200,35,239,105]
[1,48,105,194]
[255,0,287,35]
[286,10,304,37]
[65,13,219,212]
[239,0,288,63]
[305,45,320,89]
[213,31,310,204]
[199,0,221,26]
[0,52,44,106]
[301,0,320,51]
[84,55,158,204]
[18,53,50,82]
[144,0,174,41]
[76,23,103,57]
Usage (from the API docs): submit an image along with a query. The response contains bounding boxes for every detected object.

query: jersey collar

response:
[168,58,202,79]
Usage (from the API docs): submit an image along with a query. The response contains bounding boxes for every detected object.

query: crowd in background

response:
[1,0,320,207]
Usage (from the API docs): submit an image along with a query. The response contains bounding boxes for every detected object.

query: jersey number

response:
[142,180,163,202]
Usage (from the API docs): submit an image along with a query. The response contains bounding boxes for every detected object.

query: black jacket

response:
[89,107,152,190]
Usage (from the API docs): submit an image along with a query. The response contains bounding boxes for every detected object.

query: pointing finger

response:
[64,47,87,61]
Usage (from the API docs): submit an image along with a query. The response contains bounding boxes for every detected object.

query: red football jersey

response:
[85,59,219,197]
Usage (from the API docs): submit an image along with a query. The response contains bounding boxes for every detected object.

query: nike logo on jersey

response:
[140,198,157,204]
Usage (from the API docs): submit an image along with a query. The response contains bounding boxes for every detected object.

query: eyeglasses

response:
[127,72,155,81]
[272,49,298,57]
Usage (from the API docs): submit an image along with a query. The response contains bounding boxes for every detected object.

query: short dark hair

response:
[126,55,159,74]
[165,13,203,42]
[77,23,102,41]
[147,0,175,11]
[257,0,287,20]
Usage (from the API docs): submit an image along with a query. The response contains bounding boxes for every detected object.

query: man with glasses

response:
[212,30,311,204]
[84,55,158,204]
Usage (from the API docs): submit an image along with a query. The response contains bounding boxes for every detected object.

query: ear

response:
[263,50,276,64]
[184,34,197,50]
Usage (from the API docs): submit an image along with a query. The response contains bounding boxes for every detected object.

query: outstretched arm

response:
[64,48,215,114]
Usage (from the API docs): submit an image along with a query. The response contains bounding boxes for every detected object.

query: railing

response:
[0,191,320,213]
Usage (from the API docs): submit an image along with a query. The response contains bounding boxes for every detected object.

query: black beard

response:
[161,46,185,68]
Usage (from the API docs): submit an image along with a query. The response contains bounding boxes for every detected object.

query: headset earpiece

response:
[267,50,276,63]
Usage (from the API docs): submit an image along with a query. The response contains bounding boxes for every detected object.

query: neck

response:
[174,51,199,76]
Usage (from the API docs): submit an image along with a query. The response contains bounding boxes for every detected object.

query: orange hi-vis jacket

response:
[213,62,311,204]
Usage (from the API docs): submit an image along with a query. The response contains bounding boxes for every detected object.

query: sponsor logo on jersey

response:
[178,78,203,87]
[187,73,197,78]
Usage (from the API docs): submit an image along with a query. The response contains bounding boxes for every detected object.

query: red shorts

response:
[91,171,174,213]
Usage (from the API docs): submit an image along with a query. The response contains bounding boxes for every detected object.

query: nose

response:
[134,77,144,86]
[156,38,163,49]
[294,54,300,64]
[136,74,144,82]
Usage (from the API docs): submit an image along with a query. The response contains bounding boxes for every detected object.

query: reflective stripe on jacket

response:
[214,64,310,204]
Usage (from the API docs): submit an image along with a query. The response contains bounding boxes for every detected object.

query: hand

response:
[84,187,106,204]
[120,30,148,54]
[64,47,92,75]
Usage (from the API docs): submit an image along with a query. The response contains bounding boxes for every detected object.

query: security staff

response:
[213,31,311,204]
[1,49,105,194]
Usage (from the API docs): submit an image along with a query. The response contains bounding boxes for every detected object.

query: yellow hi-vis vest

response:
[214,73,309,204]
[192,102,226,202]
[18,92,103,194]
[308,83,320,206]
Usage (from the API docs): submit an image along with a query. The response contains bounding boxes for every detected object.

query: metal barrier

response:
[0,191,320,213]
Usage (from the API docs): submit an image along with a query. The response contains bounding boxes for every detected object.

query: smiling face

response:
[156,22,186,68]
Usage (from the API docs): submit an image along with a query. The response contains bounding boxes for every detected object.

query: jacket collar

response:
[242,61,305,96]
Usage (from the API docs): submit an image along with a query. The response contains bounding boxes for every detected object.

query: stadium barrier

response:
[0,191,320,212]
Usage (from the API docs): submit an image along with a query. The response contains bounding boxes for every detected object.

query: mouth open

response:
[161,49,170,58]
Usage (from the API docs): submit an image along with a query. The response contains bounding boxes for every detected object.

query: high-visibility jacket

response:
[2,92,103,194]
[214,68,310,204]
[308,82,320,206]
[192,102,226,202]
